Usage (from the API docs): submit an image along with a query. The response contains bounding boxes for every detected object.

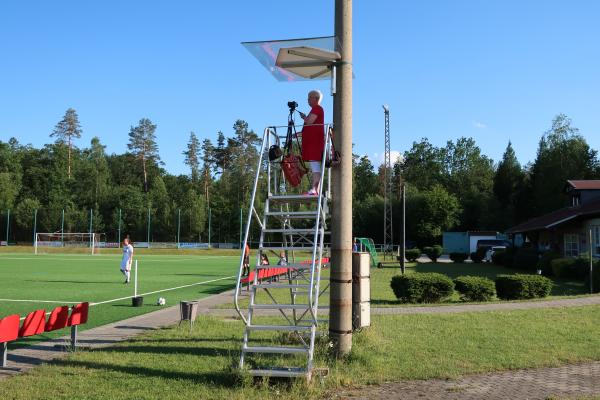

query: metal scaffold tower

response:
[383,105,393,260]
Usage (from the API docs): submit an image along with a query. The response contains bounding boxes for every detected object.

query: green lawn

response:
[0,252,239,344]
[2,305,600,399]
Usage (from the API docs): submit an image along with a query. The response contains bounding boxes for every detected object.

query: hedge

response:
[390,272,455,303]
[495,274,553,300]
[551,257,594,280]
[423,245,443,262]
[453,275,496,302]
[512,248,540,271]
[538,251,561,276]
[405,248,421,262]
[449,252,469,263]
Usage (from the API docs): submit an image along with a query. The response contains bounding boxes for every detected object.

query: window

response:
[593,226,600,257]
[572,195,580,207]
[564,234,579,257]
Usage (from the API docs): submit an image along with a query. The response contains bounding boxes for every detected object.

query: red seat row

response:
[0,302,89,368]
[240,257,330,284]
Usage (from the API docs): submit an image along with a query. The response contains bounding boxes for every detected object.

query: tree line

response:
[1,110,598,246]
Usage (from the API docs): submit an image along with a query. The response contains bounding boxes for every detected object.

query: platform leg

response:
[1,342,7,367]
[71,325,78,351]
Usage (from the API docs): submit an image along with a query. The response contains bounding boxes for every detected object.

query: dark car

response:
[476,239,511,250]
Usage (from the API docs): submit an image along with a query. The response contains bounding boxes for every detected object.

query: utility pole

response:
[383,105,393,260]
[400,182,406,274]
[330,0,353,356]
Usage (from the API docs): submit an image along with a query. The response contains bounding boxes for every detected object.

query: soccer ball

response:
[156,297,166,306]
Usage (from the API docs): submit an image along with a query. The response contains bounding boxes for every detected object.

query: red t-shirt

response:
[301,105,325,161]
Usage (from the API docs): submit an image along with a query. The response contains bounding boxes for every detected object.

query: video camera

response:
[287,101,298,111]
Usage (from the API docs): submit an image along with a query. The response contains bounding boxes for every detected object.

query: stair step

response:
[255,263,312,270]
[269,194,321,202]
[265,211,319,218]
[243,345,309,354]
[246,324,312,332]
[262,228,324,234]
[247,367,308,378]
[253,283,311,290]
[260,246,318,251]
[251,303,310,310]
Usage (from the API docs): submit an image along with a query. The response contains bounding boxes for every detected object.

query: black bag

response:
[269,145,282,161]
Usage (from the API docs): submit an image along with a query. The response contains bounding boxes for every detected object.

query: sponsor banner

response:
[0,241,6,246]
[99,242,120,248]
[37,241,63,247]
[149,242,179,249]
[133,242,149,248]
[178,242,210,249]
[215,243,238,249]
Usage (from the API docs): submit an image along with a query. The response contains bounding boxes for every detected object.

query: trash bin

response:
[180,301,200,331]
[132,296,144,307]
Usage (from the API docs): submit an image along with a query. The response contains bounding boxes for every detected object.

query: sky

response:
[1,1,599,175]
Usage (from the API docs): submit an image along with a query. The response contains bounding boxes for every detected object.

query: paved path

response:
[331,362,600,400]
[3,289,600,399]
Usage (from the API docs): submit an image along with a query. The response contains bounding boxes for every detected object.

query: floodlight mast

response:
[383,105,393,261]
[329,0,353,357]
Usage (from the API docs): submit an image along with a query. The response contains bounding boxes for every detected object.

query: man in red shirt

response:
[299,89,325,195]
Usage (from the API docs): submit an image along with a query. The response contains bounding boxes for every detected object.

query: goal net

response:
[34,233,103,255]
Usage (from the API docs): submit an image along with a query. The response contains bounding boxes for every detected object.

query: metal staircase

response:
[234,124,333,380]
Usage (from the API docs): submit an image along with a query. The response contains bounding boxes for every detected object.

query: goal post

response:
[34,232,103,255]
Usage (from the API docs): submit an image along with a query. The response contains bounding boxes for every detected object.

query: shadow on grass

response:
[25,279,117,284]
[99,344,234,358]
[51,358,236,387]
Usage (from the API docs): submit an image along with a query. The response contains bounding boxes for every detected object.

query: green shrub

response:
[492,248,514,267]
[495,274,553,300]
[538,251,561,276]
[550,257,590,280]
[390,272,455,303]
[453,275,496,302]
[584,260,600,293]
[512,248,540,271]
[405,248,421,262]
[449,252,468,263]
[470,251,484,263]
[423,245,443,262]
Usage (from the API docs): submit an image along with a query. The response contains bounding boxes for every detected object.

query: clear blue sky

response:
[1,1,599,175]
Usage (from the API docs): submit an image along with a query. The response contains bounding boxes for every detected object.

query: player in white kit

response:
[120,238,134,284]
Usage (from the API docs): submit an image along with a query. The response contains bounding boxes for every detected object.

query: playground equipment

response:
[354,237,378,267]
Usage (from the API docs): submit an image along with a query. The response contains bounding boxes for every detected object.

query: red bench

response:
[241,258,330,286]
[0,302,89,368]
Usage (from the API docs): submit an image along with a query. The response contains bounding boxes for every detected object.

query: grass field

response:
[0,251,240,344]
[2,306,600,399]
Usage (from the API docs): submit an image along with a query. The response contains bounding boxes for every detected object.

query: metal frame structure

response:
[234,123,333,379]
[383,105,393,260]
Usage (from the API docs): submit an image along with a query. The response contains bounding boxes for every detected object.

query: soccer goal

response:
[34,233,103,255]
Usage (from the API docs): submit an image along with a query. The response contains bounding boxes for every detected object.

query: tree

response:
[200,138,215,205]
[127,118,160,192]
[183,132,201,184]
[493,141,525,228]
[408,185,461,245]
[50,108,82,178]
[529,114,599,215]
[353,155,379,202]
[401,138,445,190]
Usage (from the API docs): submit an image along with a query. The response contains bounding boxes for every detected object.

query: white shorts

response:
[308,161,321,173]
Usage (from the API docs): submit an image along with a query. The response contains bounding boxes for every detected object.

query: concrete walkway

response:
[2,290,600,399]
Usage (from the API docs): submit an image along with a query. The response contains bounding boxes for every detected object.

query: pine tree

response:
[127,118,160,192]
[50,108,82,178]
[200,138,214,206]
[183,132,201,183]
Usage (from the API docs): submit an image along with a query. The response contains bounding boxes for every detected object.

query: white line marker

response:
[0,299,82,304]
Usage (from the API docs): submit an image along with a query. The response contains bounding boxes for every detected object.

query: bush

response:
[390,272,455,303]
[495,274,553,300]
[405,248,421,262]
[449,252,469,263]
[454,275,496,302]
[551,257,590,279]
[470,251,484,263]
[538,251,561,276]
[512,248,540,271]
[423,245,443,262]
[492,248,514,267]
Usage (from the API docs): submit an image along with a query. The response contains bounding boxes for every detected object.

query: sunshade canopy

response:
[242,36,340,82]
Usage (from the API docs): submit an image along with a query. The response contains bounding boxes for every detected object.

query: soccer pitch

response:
[0,253,239,344]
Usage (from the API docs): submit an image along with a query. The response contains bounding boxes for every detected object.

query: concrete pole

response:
[329,0,353,356]
[400,183,406,274]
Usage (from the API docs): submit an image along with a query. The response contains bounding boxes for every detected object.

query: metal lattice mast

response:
[383,105,393,260]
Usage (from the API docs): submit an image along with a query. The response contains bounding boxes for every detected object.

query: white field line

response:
[90,275,236,306]
[0,256,237,262]
[0,299,82,304]
[12,275,236,321]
